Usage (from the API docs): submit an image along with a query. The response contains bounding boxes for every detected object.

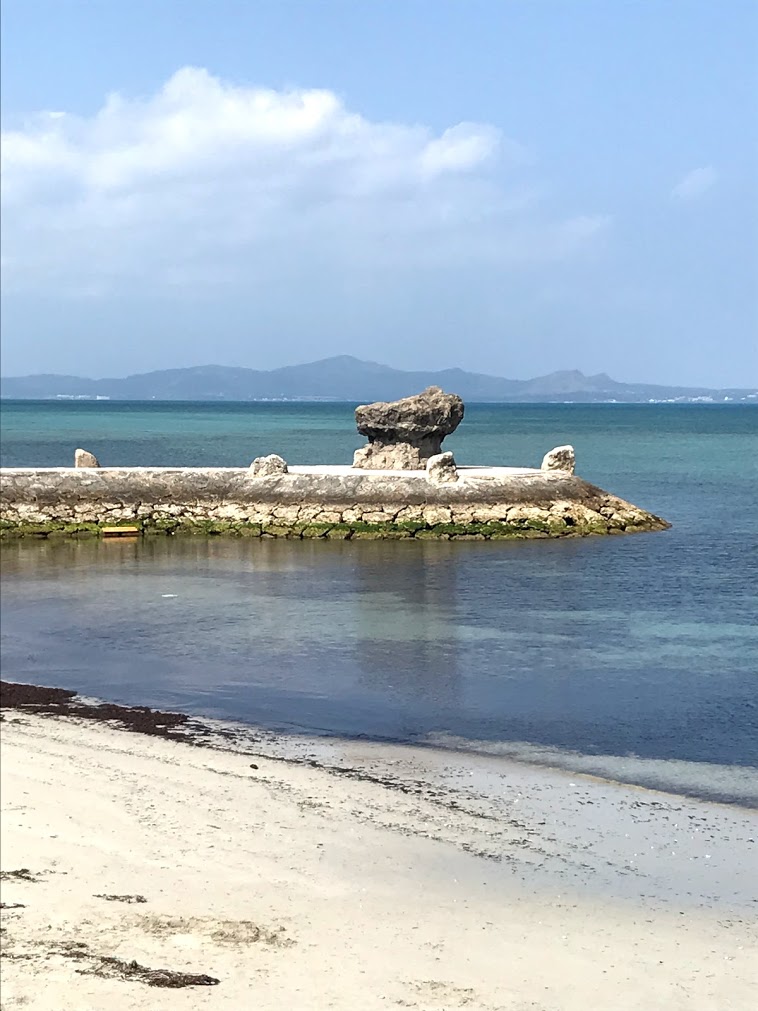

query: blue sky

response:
[1,0,756,386]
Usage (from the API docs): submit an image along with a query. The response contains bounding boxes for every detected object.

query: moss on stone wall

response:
[0,513,666,541]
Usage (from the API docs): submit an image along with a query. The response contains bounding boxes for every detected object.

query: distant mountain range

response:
[1,356,755,404]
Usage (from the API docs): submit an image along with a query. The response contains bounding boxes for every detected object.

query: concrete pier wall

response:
[0,466,670,539]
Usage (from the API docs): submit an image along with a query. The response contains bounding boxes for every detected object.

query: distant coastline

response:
[2,355,756,404]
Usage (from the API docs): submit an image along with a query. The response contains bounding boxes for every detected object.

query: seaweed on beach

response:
[0,681,192,739]
[50,942,219,986]
[78,956,220,988]
[0,869,39,883]
[93,893,147,903]
[52,941,91,959]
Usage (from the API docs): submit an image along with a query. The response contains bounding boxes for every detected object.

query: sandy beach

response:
[1,701,756,1011]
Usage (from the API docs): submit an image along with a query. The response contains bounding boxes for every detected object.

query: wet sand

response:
[1,684,756,1010]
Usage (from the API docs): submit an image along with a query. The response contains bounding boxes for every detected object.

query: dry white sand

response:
[1,712,756,1010]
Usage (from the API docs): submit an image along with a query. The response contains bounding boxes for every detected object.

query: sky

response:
[1,0,756,386]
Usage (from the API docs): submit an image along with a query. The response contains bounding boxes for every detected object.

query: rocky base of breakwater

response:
[0,517,668,541]
[0,467,670,541]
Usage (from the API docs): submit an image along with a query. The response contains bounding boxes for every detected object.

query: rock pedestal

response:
[353,386,464,470]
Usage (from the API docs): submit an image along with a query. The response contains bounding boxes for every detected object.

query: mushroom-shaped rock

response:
[541,445,576,474]
[426,451,459,484]
[353,442,424,471]
[352,386,464,470]
[74,448,100,468]
[250,454,288,477]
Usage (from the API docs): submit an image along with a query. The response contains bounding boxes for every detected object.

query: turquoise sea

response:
[1,400,757,804]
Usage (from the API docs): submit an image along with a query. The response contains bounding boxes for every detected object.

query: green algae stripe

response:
[0,516,666,540]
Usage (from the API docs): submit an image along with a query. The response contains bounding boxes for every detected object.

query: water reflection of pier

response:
[1,537,469,733]
[346,541,464,717]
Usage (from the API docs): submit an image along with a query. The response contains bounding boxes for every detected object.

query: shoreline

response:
[2,679,756,811]
[2,684,756,1009]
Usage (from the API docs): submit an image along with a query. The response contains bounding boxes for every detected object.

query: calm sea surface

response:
[1,401,757,804]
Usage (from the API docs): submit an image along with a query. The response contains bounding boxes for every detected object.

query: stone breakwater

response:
[0,467,670,540]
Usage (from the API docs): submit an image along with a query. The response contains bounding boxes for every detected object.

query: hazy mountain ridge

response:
[1,355,755,403]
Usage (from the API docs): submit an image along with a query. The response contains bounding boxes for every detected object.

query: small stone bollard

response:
[74,448,100,468]
[426,451,459,484]
[541,445,575,474]
[250,454,288,476]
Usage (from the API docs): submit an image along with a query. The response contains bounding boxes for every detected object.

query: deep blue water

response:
[1,401,757,803]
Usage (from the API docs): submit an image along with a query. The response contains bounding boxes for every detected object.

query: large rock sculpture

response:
[74,448,100,468]
[353,386,464,470]
[541,445,576,474]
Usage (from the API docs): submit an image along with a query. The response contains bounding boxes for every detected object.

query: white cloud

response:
[671,166,717,202]
[1,67,609,296]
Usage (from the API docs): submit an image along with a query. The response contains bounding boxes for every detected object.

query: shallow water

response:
[2,534,756,805]
[1,402,757,804]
